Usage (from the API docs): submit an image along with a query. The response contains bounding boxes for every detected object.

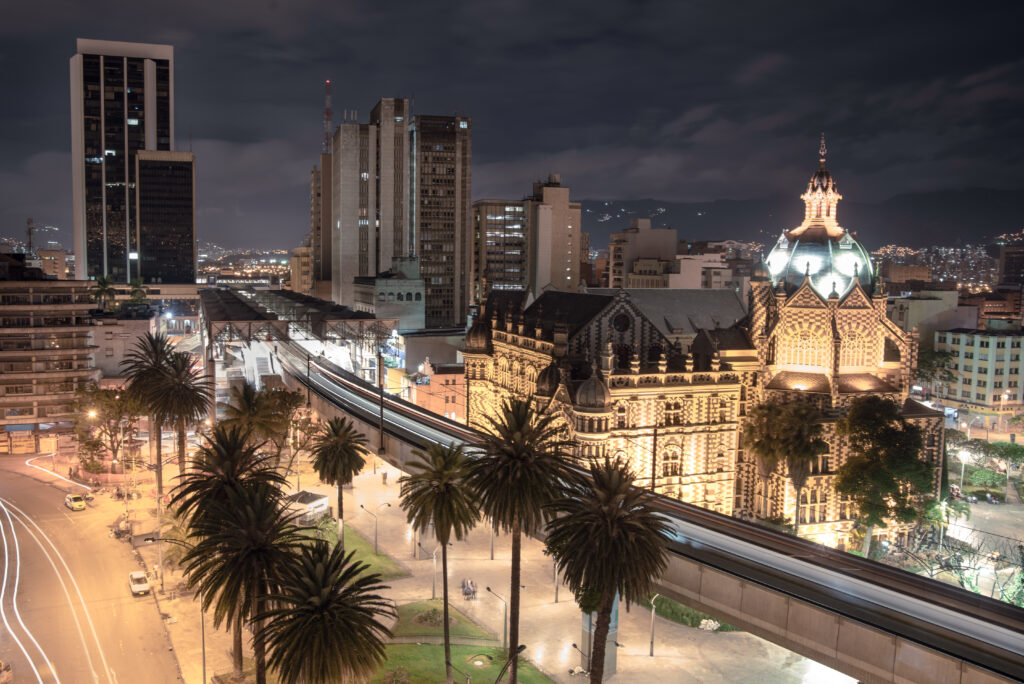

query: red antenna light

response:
[322,80,333,154]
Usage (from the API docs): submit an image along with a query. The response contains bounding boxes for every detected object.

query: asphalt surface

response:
[0,455,181,684]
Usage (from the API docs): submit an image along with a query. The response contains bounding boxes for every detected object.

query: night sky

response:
[1,1,1022,249]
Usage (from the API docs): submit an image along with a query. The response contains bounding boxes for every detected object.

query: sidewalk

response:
[297,462,854,684]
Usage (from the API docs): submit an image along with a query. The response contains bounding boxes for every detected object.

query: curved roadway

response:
[0,457,181,684]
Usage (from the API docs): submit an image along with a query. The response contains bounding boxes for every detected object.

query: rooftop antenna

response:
[323,80,333,154]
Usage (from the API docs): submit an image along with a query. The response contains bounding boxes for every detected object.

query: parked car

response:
[128,571,150,596]
[64,494,86,511]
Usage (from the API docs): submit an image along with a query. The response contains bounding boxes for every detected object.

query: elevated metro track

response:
[274,340,1024,683]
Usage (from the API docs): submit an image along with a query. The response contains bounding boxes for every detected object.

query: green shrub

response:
[81,459,107,475]
[641,596,739,631]
[382,667,410,684]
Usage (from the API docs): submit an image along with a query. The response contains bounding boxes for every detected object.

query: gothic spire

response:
[819,132,827,163]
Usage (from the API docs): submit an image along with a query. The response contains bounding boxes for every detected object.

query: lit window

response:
[459,121,468,129]
[127,118,140,126]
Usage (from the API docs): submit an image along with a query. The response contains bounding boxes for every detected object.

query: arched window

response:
[662,447,681,477]
[397,293,404,301]
[387,293,395,302]
[415,292,422,301]
[616,406,627,429]
[406,292,413,301]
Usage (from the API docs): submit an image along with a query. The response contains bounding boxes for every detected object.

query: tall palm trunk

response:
[588,587,616,684]
[253,579,268,684]
[861,524,875,557]
[232,613,244,679]
[337,483,345,555]
[442,544,453,684]
[178,415,187,469]
[793,485,802,538]
[509,518,522,684]
[153,416,164,497]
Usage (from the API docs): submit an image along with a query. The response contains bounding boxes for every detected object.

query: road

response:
[0,456,181,683]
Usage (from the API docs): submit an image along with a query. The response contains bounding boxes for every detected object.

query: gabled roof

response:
[523,291,615,338]
[587,288,747,337]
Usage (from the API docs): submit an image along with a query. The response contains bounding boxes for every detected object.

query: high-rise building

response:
[471,199,527,302]
[411,114,472,328]
[331,98,411,308]
[331,101,471,328]
[70,39,174,282]
[471,175,582,304]
[289,245,313,295]
[524,174,581,297]
[310,155,333,300]
[997,245,1024,289]
[607,218,677,288]
[135,150,196,283]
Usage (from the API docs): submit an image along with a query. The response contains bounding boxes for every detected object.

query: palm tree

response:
[151,351,213,469]
[465,398,576,684]
[776,403,829,537]
[310,416,368,555]
[129,277,147,304]
[258,541,395,684]
[91,275,117,312]
[181,483,305,684]
[399,443,480,684]
[545,457,670,684]
[121,333,174,496]
[222,381,282,447]
[171,424,286,678]
[743,401,783,519]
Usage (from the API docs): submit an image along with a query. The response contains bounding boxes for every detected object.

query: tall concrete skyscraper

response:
[331,100,471,328]
[310,155,333,299]
[70,39,175,282]
[410,114,472,328]
[471,174,581,304]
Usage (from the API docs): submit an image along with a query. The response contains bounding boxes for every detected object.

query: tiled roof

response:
[586,288,747,337]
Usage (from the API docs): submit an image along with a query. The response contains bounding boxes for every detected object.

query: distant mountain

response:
[580,188,1024,251]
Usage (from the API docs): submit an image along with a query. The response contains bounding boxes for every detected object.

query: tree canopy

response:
[835,396,935,550]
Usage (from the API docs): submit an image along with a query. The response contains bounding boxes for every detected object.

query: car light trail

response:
[23,456,91,492]
[0,497,112,683]
[2,504,60,683]
[0,499,44,683]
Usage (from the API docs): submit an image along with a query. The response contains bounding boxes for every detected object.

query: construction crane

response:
[25,218,36,256]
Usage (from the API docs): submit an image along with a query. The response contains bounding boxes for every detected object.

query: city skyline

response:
[0,1,1022,248]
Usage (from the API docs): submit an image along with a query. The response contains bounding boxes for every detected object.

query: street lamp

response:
[486,586,508,649]
[446,659,472,684]
[494,644,526,684]
[958,449,972,490]
[649,593,662,656]
[937,500,948,553]
[571,642,590,674]
[361,503,391,555]
[961,415,984,441]
[420,543,440,600]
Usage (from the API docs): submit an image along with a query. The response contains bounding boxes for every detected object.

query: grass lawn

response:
[640,595,740,632]
[392,599,493,640]
[371,644,553,684]
[304,519,409,580]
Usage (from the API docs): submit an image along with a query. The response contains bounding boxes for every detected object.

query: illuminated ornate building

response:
[749,136,942,548]
[464,139,943,549]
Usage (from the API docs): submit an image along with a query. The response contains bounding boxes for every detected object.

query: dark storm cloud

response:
[1,0,1022,248]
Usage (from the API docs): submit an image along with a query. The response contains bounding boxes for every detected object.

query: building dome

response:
[465,316,491,353]
[764,136,873,298]
[575,366,611,410]
[751,258,770,282]
[535,361,561,397]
